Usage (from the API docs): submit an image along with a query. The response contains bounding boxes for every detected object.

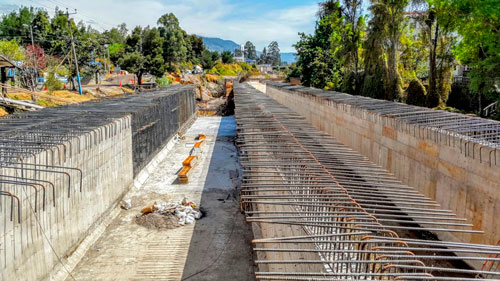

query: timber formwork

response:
[234,83,500,280]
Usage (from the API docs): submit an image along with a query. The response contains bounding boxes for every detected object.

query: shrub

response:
[207,62,260,76]
[155,76,171,87]
[360,73,385,99]
[405,79,427,107]
[36,99,58,107]
[426,88,440,108]
[44,72,62,91]
[221,51,234,64]
[341,72,362,95]
[447,83,477,112]
[179,61,194,72]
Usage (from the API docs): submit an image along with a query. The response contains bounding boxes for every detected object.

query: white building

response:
[233,44,245,63]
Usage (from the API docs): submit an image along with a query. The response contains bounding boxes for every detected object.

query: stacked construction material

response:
[178,134,206,184]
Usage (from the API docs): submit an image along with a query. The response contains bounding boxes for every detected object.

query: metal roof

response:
[0,55,18,68]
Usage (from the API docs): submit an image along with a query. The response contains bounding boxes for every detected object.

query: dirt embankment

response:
[1,86,135,116]
[180,74,232,116]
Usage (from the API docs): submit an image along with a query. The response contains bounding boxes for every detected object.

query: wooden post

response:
[1,67,7,97]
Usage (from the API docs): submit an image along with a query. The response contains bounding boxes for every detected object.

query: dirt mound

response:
[49,90,94,102]
[135,213,179,230]
[182,74,203,85]
[205,74,220,83]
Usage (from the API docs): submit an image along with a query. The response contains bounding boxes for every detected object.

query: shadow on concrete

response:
[181,116,256,281]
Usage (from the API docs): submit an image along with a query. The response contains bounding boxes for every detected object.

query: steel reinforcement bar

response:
[0,85,196,271]
[234,83,500,280]
[266,82,500,153]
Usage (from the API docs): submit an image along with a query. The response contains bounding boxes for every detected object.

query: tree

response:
[341,0,365,74]
[142,27,165,77]
[119,26,164,84]
[0,40,25,61]
[103,23,127,44]
[294,1,344,89]
[108,43,125,64]
[119,51,143,78]
[364,0,409,100]
[158,13,187,70]
[267,41,281,66]
[0,6,209,91]
[0,7,36,45]
[25,44,47,69]
[405,79,427,106]
[186,34,204,63]
[398,21,428,83]
[244,41,257,60]
[259,47,267,64]
[234,48,242,57]
[407,0,456,106]
[201,50,219,70]
[221,50,234,64]
[48,9,74,57]
[31,10,52,51]
[444,0,500,113]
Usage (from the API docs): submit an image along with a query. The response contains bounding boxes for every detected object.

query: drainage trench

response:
[0,85,197,281]
[235,82,500,280]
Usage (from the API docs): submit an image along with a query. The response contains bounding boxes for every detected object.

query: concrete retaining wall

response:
[0,117,133,281]
[264,82,500,247]
[0,86,197,281]
[131,86,196,175]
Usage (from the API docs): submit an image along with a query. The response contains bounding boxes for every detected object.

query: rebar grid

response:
[266,82,500,156]
[235,83,500,280]
[0,85,196,267]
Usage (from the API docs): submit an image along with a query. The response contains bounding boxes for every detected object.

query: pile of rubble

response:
[135,198,203,230]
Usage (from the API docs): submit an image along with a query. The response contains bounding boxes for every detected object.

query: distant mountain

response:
[201,36,240,53]
[281,53,297,64]
[200,36,297,64]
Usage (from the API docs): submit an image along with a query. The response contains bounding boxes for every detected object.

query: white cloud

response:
[8,0,318,52]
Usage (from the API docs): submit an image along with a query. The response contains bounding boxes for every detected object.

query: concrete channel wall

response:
[131,86,196,175]
[0,86,196,281]
[264,82,500,247]
[0,117,134,281]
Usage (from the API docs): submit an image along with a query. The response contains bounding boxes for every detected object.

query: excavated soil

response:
[135,213,179,230]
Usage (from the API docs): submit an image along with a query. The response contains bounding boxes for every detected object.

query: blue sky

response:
[1,0,322,52]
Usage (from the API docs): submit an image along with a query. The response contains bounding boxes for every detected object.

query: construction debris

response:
[178,134,206,184]
[136,199,202,229]
[120,199,132,210]
[135,213,179,230]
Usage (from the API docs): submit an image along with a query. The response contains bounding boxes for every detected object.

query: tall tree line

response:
[293,0,500,116]
[0,8,208,86]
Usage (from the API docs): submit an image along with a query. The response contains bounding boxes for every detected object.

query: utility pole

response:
[29,25,37,97]
[24,23,37,93]
[107,44,111,74]
[104,44,111,74]
[102,47,107,76]
[66,8,83,95]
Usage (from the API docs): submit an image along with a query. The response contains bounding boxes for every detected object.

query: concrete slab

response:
[185,116,237,137]
[66,117,254,281]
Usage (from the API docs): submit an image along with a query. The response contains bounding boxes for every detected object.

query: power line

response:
[43,0,116,29]
[25,0,115,31]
